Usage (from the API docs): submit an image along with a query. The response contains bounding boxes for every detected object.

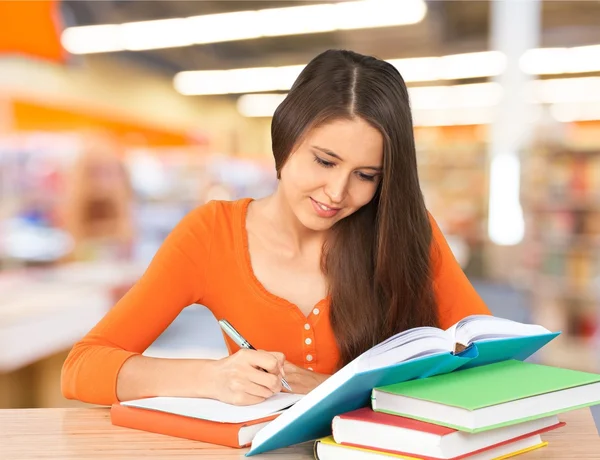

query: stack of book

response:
[109,315,600,457]
[314,360,600,459]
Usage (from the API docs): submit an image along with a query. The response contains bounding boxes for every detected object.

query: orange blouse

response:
[61,198,490,405]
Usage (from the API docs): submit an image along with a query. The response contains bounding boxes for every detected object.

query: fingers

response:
[218,349,289,406]
[230,374,275,400]
[250,367,283,394]
[269,351,286,369]
[239,349,284,375]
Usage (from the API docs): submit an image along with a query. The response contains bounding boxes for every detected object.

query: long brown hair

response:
[271,49,439,368]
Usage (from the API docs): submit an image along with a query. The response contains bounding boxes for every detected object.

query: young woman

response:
[61,49,490,407]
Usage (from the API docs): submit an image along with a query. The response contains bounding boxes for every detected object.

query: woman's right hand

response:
[208,349,286,405]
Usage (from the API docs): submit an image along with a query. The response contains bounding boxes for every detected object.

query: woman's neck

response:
[255,188,326,257]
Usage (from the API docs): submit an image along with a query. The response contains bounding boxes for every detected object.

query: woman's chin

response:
[297,212,340,232]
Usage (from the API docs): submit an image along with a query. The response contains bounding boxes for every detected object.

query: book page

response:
[358,327,453,370]
[449,315,552,346]
[121,392,303,424]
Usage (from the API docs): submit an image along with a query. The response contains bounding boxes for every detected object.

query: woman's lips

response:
[310,198,341,218]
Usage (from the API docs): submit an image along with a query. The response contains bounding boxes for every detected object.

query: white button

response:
[308,367,314,371]
[313,308,320,315]
[306,354,313,362]
[304,323,310,330]
[305,338,312,345]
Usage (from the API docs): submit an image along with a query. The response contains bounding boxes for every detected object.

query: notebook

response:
[331,407,564,459]
[111,392,302,448]
[314,434,548,460]
[372,360,600,432]
[246,315,559,455]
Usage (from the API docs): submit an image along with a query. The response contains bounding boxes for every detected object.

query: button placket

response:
[304,315,316,367]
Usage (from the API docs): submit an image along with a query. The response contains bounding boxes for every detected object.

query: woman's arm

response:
[62,201,288,406]
[428,213,491,329]
[115,349,286,406]
[61,204,216,405]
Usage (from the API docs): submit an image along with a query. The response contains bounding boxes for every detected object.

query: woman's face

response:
[279,117,384,232]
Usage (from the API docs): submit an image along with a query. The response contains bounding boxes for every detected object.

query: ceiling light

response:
[529,77,600,103]
[237,94,288,117]
[121,19,195,51]
[175,53,508,96]
[439,51,507,79]
[550,102,600,122]
[61,25,122,54]
[175,66,304,96]
[408,82,503,110]
[412,107,496,127]
[61,0,427,55]
[520,44,600,75]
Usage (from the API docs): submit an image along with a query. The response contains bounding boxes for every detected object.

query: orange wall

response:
[0,1,65,63]
[11,100,195,147]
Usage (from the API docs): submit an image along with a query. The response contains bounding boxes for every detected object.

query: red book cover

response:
[334,407,565,460]
[337,407,456,435]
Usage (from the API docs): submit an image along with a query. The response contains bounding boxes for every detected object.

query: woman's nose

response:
[324,173,349,204]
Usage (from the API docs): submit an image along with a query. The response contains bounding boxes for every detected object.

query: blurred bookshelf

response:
[522,135,600,372]
[416,125,489,278]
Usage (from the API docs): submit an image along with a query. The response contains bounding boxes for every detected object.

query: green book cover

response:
[374,360,600,410]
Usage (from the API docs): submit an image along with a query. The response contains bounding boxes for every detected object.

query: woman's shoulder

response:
[181,197,252,235]
[192,197,251,218]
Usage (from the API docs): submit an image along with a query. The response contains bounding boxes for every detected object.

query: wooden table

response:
[1,408,599,459]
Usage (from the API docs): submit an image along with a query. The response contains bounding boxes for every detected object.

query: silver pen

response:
[218,319,293,392]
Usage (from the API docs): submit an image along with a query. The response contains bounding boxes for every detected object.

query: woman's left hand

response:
[282,361,330,394]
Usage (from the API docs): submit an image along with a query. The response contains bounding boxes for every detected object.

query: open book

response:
[361,315,551,370]
[247,315,559,456]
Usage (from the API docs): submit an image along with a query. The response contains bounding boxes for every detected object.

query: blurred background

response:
[0,0,599,409]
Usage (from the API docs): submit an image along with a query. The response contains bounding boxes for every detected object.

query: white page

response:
[368,327,451,356]
[452,315,551,345]
[121,392,303,424]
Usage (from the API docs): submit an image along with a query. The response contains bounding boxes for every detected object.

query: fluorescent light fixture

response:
[175,66,305,96]
[520,44,600,75]
[61,25,122,54]
[388,57,440,82]
[550,102,600,122]
[237,85,502,125]
[387,51,506,83]
[412,107,495,126]
[175,53,508,96]
[519,48,569,75]
[336,0,426,30]
[408,82,503,110]
[237,82,502,119]
[121,19,195,51]
[488,153,524,246]
[61,0,427,55]
[439,51,507,79]
[237,93,288,117]
[529,77,600,103]
[188,11,262,44]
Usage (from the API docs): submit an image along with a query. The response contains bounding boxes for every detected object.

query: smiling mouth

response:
[311,199,340,211]
[310,198,343,217]
[313,200,341,211]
